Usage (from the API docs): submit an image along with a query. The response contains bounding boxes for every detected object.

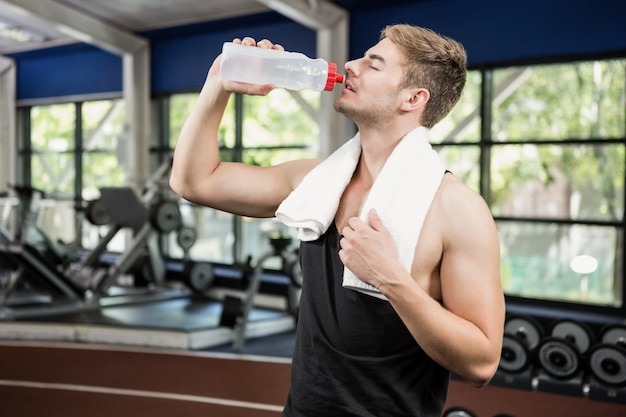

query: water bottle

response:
[220,42,345,92]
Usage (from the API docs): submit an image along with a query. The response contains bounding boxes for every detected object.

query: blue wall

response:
[148,13,316,94]
[8,0,626,101]
[11,43,122,101]
[349,0,626,66]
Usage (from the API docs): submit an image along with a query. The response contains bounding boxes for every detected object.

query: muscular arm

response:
[170,38,320,218]
[339,178,505,386]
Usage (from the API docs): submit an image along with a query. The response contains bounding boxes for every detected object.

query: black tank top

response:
[283,223,449,417]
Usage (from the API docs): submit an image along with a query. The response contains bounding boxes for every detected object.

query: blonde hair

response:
[381,24,467,128]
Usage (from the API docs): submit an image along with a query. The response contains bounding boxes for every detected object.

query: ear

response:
[400,87,429,112]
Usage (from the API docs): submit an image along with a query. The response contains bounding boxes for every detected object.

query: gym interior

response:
[0,1,625,416]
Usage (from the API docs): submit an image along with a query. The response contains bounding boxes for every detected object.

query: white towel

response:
[276,126,445,301]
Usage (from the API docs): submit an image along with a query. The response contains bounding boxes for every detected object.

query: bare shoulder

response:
[435,173,492,217]
[433,173,498,244]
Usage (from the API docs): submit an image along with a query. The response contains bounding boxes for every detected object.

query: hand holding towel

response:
[276,126,445,301]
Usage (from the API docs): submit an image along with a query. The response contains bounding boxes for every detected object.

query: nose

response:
[344,59,357,77]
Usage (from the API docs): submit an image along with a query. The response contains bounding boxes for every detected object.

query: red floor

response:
[2,340,625,417]
[0,341,291,417]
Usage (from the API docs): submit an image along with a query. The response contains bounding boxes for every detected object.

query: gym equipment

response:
[0,185,86,315]
[504,315,544,351]
[66,186,179,294]
[219,236,301,352]
[442,407,477,417]
[0,240,89,320]
[550,318,594,355]
[5,184,75,269]
[182,261,215,294]
[535,318,592,397]
[586,324,626,404]
[0,159,196,317]
[68,157,212,295]
[494,315,544,390]
[169,221,215,294]
[84,198,112,226]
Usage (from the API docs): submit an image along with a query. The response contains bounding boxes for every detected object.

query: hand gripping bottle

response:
[220,42,345,92]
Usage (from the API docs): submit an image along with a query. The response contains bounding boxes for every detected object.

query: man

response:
[170,24,504,417]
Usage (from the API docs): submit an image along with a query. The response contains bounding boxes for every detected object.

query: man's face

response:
[334,38,406,126]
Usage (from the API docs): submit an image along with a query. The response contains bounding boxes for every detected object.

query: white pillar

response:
[0,0,151,188]
[255,0,352,156]
[0,56,16,191]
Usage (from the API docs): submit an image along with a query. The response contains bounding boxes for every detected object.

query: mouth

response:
[345,80,355,92]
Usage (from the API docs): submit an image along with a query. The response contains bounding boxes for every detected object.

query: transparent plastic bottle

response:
[220,42,345,92]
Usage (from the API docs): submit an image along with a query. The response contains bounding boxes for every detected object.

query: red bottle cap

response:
[325,62,345,91]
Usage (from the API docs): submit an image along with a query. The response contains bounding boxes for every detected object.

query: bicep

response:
[439,199,504,338]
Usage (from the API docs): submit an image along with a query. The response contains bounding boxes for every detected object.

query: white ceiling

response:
[0,0,415,55]
[0,0,269,54]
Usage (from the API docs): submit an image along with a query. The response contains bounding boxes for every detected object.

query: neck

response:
[356,124,422,182]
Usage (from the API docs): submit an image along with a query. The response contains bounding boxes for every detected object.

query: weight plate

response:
[187,262,214,292]
[601,324,626,347]
[551,319,593,354]
[150,201,182,233]
[537,337,581,379]
[504,315,544,350]
[499,334,530,373]
[588,344,626,386]
[85,198,111,226]
[442,408,477,417]
[176,226,197,251]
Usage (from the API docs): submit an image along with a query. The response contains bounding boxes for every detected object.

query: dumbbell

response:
[442,407,477,417]
[587,324,626,386]
[536,318,594,380]
[500,315,544,373]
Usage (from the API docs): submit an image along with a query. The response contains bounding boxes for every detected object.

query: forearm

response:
[170,74,231,202]
[382,277,502,386]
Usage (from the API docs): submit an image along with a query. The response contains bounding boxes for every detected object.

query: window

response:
[167,89,320,266]
[488,60,624,307]
[430,60,625,308]
[24,99,127,250]
[19,57,626,310]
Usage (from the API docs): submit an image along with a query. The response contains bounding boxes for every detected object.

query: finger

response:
[241,37,257,46]
[368,209,385,232]
[346,216,368,232]
[257,39,273,49]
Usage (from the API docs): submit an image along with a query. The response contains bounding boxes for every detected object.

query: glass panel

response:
[82,153,125,195]
[491,143,625,221]
[167,94,237,264]
[430,70,481,144]
[30,153,77,248]
[243,89,320,149]
[169,93,197,147]
[169,93,236,149]
[435,145,481,193]
[239,90,320,267]
[31,153,74,195]
[81,100,127,200]
[82,100,126,152]
[173,199,235,265]
[30,103,75,151]
[80,100,127,250]
[499,221,622,307]
[493,60,626,141]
